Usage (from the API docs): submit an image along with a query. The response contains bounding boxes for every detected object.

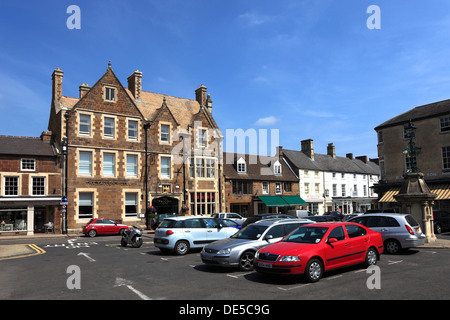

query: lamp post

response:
[143,122,151,229]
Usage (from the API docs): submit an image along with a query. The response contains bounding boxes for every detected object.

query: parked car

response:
[347,213,426,254]
[154,216,238,255]
[217,218,242,230]
[287,210,312,218]
[201,219,315,271]
[306,215,340,223]
[433,210,450,234]
[254,222,383,282]
[324,211,344,221]
[241,213,295,228]
[83,218,130,237]
[211,213,246,225]
[364,208,399,214]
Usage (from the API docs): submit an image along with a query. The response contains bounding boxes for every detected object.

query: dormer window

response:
[273,160,282,175]
[237,157,246,174]
[104,86,116,102]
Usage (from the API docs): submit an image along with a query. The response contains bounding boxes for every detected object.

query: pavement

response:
[0,231,449,260]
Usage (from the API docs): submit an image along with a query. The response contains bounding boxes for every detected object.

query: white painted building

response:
[281,140,380,215]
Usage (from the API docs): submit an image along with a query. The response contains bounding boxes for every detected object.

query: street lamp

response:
[402,120,422,173]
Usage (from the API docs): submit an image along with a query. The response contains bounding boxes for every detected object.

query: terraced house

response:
[48,63,223,233]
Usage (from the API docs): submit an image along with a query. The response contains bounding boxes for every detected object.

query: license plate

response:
[155,238,163,244]
[415,227,421,233]
[258,262,272,269]
[202,254,213,260]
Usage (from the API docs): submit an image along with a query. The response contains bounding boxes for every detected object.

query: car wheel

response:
[434,224,442,234]
[239,251,255,271]
[88,229,97,238]
[305,258,323,283]
[384,239,401,254]
[174,240,189,255]
[365,247,378,267]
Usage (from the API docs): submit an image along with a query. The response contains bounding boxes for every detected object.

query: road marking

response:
[388,260,403,265]
[0,244,46,261]
[161,256,185,261]
[326,275,343,280]
[226,272,253,279]
[278,283,311,291]
[114,277,152,300]
[78,252,96,262]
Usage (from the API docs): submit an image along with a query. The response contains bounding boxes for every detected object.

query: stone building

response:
[48,63,223,232]
[0,133,61,235]
[374,99,450,211]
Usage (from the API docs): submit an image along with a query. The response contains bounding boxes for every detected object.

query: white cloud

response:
[238,12,273,26]
[254,116,279,126]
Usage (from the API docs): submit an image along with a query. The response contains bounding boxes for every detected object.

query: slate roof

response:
[0,135,55,157]
[375,98,450,130]
[223,152,298,182]
[282,149,380,175]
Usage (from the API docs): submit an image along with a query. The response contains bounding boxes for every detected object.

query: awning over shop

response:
[257,195,307,207]
[258,196,288,207]
[280,195,307,206]
[378,184,450,202]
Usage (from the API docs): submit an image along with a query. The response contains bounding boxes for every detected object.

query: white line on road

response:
[278,283,311,291]
[388,260,403,265]
[114,277,152,300]
[77,252,96,262]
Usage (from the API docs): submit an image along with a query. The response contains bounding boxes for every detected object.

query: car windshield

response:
[282,226,329,244]
[231,225,268,240]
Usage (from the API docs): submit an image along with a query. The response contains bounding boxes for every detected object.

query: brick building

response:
[223,150,303,217]
[0,133,61,235]
[48,63,223,232]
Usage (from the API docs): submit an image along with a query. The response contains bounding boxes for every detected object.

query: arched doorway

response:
[152,196,179,215]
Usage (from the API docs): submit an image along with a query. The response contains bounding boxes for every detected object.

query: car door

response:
[93,219,105,235]
[182,218,208,248]
[344,224,369,264]
[103,219,117,234]
[323,226,352,269]
[203,218,234,242]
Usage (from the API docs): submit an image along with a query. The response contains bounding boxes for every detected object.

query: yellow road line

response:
[0,244,46,261]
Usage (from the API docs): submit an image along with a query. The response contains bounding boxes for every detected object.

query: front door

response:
[152,196,179,215]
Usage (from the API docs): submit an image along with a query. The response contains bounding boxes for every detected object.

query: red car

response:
[83,218,130,237]
[254,222,384,282]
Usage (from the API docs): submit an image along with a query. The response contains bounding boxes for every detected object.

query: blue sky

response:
[1,1,450,159]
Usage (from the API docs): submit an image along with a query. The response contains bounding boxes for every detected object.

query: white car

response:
[154,216,238,255]
[211,212,246,225]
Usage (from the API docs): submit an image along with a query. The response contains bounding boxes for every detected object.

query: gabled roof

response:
[375,98,450,130]
[283,149,380,175]
[223,152,298,182]
[0,136,55,157]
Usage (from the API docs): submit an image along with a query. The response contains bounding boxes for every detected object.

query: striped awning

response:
[379,184,450,202]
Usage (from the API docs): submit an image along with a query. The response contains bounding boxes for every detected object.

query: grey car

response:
[348,213,426,254]
[200,219,315,271]
[154,216,238,255]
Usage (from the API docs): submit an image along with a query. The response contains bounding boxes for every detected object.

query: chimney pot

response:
[346,153,354,160]
[79,83,90,98]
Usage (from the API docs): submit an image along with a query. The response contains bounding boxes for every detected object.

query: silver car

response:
[348,213,426,254]
[200,219,315,271]
[154,216,238,255]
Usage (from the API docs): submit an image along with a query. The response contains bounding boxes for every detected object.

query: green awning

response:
[280,195,307,206]
[258,196,289,207]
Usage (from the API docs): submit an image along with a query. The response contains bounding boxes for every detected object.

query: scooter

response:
[121,225,143,248]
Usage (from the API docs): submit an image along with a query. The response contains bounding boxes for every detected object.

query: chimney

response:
[369,158,379,165]
[79,83,90,98]
[356,155,368,164]
[276,146,283,161]
[327,143,336,158]
[301,139,314,160]
[346,153,354,160]
[40,131,52,143]
[52,68,64,104]
[206,93,213,112]
[127,70,143,101]
[195,84,207,106]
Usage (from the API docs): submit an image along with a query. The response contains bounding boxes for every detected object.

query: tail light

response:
[405,225,415,235]
[166,230,174,236]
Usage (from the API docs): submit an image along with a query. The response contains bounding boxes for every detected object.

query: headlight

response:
[279,256,301,262]
[217,248,232,255]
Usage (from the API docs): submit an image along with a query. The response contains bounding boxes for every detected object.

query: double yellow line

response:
[0,244,46,261]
